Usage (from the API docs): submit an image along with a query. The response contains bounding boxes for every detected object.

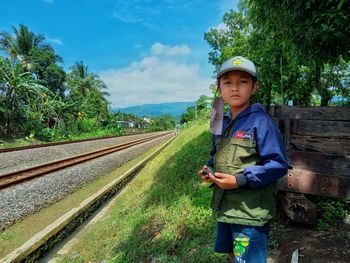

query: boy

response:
[198,56,288,263]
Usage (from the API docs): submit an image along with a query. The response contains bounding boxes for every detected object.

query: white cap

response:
[217,56,257,79]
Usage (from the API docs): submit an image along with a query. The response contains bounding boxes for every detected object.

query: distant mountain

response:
[112,102,195,118]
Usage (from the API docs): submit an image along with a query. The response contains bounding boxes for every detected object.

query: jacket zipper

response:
[232,145,238,163]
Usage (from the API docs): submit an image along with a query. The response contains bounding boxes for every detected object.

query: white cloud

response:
[47,37,63,46]
[151,42,191,56]
[99,43,212,108]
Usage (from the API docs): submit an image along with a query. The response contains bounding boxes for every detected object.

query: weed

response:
[315,197,349,230]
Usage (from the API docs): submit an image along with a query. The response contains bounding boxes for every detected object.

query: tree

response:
[180,106,195,124]
[248,0,350,105]
[0,57,48,135]
[0,24,60,68]
[67,61,98,96]
[27,47,66,97]
[205,1,350,106]
[204,7,252,73]
[204,7,284,105]
[66,61,110,125]
[148,115,176,131]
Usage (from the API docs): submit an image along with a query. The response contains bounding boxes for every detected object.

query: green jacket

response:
[209,104,287,226]
[211,134,276,226]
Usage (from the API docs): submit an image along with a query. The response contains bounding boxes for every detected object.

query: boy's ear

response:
[252,82,259,94]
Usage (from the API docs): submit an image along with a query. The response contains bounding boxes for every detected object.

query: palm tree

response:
[66,61,110,121]
[0,24,62,67]
[67,61,97,96]
[67,61,110,96]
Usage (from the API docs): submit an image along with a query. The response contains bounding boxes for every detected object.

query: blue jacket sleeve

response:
[241,115,288,188]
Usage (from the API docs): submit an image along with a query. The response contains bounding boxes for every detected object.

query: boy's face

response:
[218,70,258,112]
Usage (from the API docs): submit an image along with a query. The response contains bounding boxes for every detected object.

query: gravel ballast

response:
[0,132,165,176]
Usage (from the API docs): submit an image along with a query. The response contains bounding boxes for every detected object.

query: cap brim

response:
[217,66,256,79]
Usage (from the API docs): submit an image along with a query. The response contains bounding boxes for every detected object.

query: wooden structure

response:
[268,106,350,199]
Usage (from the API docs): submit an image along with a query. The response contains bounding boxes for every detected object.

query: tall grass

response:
[58,122,227,263]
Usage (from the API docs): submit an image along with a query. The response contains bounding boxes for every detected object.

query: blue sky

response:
[1,0,238,107]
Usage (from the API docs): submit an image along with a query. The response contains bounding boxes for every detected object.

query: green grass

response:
[57,122,228,263]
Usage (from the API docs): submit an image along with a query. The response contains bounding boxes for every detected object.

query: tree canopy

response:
[0,25,174,140]
[204,0,350,106]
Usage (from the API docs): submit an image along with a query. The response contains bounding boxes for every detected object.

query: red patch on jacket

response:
[234,131,254,141]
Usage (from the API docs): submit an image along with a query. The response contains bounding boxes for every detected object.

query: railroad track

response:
[0,132,173,189]
[0,136,176,263]
[0,132,148,153]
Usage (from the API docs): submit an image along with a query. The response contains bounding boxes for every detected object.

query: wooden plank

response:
[283,118,291,148]
[295,119,350,136]
[277,169,350,199]
[268,106,350,121]
[290,134,350,155]
[288,150,350,176]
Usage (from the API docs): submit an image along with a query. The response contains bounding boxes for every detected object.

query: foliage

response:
[66,61,110,124]
[180,95,211,125]
[27,47,66,97]
[76,117,99,133]
[315,197,349,230]
[248,0,350,106]
[0,24,55,64]
[204,0,350,106]
[147,114,176,131]
[0,57,48,135]
[0,25,119,141]
[180,106,196,124]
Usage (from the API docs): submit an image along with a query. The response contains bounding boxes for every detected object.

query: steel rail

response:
[0,132,172,189]
[0,131,156,153]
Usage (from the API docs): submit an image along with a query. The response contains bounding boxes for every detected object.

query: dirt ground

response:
[267,219,350,263]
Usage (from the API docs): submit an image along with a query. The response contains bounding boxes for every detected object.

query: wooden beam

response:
[268,106,350,121]
[295,119,350,137]
[288,150,350,176]
[277,169,350,199]
[290,134,350,155]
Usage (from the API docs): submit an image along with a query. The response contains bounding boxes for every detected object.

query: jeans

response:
[214,221,269,263]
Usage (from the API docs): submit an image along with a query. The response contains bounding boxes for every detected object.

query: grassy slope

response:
[58,122,227,263]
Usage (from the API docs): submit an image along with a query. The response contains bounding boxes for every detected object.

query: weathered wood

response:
[280,192,317,225]
[268,106,350,198]
[288,150,350,176]
[295,119,350,136]
[290,134,350,155]
[283,118,291,148]
[277,169,350,199]
[268,106,350,121]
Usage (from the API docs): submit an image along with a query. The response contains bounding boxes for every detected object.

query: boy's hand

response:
[197,166,215,183]
[210,172,238,189]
